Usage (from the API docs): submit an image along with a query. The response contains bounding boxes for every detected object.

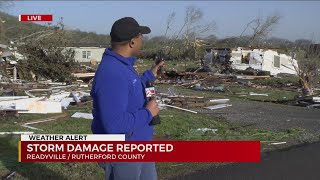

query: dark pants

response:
[98,162,157,180]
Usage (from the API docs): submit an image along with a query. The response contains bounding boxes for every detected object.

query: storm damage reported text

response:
[19,134,261,162]
[26,143,174,153]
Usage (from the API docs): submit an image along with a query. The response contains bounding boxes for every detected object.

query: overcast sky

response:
[4,1,320,42]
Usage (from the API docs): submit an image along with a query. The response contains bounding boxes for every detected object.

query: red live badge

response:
[19,14,53,22]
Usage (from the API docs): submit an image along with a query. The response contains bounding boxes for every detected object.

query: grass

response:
[157,84,300,103]
[226,85,299,103]
[252,76,300,87]
[0,100,304,180]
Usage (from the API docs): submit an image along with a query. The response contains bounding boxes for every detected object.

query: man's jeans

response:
[98,162,157,180]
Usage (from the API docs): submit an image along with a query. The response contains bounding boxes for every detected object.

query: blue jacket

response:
[91,48,156,141]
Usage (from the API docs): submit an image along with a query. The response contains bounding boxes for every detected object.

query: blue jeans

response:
[98,162,157,180]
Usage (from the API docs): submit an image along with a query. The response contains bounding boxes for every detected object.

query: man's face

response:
[131,33,143,56]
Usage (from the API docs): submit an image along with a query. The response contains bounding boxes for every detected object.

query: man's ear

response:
[129,40,135,48]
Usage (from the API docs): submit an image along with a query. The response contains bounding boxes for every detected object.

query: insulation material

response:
[16,101,62,114]
[0,97,44,111]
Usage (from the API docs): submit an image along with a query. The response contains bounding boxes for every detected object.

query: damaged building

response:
[65,46,106,63]
[230,47,298,76]
[0,44,25,81]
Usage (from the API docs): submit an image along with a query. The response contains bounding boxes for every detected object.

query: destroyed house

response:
[0,44,25,81]
[230,47,298,76]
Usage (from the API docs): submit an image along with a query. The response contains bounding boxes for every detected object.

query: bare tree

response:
[164,12,176,38]
[159,12,176,56]
[241,13,281,47]
[290,43,320,96]
[165,6,216,61]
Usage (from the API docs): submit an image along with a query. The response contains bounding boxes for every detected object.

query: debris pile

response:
[167,96,210,108]
[158,90,232,113]
[294,96,320,109]
[0,83,91,115]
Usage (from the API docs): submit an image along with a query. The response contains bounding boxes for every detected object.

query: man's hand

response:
[151,61,165,78]
[146,98,160,117]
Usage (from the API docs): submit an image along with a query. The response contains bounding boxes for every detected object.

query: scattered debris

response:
[236,75,271,80]
[195,128,218,133]
[193,84,205,90]
[3,171,17,180]
[270,142,287,145]
[72,73,95,79]
[21,124,43,131]
[249,92,269,96]
[193,84,225,92]
[0,132,33,135]
[167,87,177,96]
[204,104,232,110]
[167,95,207,108]
[307,104,320,109]
[293,96,320,109]
[61,98,75,109]
[160,104,198,114]
[24,90,36,98]
[20,114,67,131]
[207,86,224,92]
[170,164,184,167]
[71,90,81,103]
[0,88,91,114]
[209,99,230,104]
[312,97,320,103]
[0,96,29,101]
[71,112,93,120]
[231,48,298,76]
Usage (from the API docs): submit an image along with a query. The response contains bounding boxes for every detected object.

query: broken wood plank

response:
[0,96,29,101]
[3,171,17,179]
[204,104,232,110]
[20,114,67,125]
[21,125,43,131]
[72,73,95,78]
[162,104,198,114]
[249,92,269,96]
[236,75,271,80]
[209,99,230,104]
[0,132,33,135]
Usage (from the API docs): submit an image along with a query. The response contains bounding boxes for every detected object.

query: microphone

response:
[145,81,160,126]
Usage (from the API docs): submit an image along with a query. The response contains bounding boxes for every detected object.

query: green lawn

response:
[157,83,300,103]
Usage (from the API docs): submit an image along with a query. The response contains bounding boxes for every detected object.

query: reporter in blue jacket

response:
[91,17,163,180]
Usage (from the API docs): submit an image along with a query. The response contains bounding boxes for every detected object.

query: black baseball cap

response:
[110,17,151,42]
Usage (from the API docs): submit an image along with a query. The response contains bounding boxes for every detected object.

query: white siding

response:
[231,48,298,76]
[66,47,106,63]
